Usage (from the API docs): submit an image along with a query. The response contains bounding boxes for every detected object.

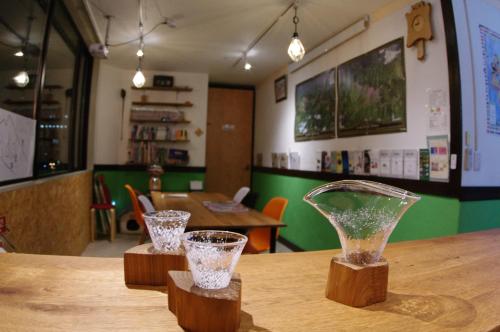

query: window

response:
[0,0,92,184]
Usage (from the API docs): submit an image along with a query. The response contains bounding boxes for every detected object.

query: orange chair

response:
[244,197,288,253]
[124,184,149,244]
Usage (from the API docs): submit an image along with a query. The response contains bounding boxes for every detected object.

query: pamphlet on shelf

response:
[279,153,289,169]
[419,148,430,180]
[403,150,419,179]
[390,150,404,178]
[379,150,391,176]
[289,152,300,170]
[369,150,380,176]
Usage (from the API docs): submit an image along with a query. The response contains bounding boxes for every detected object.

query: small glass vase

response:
[182,230,247,289]
[304,180,420,265]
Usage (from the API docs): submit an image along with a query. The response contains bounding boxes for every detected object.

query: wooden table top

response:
[1,229,500,331]
[151,191,286,229]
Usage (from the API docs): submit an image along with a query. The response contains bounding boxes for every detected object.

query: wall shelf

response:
[129,119,190,124]
[129,139,190,143]
[4,84,63,90]
[132,101,193,107]
[131,86,192,92]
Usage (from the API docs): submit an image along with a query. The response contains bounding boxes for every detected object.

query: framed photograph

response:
[153,75,174,87]
[337,38,406,137]
[294,69,336,141]
[274,75,287,102]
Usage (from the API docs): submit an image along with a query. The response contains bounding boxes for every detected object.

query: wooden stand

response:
[167,271,241,332]
[123,244,187,288]
[325,255,388,307]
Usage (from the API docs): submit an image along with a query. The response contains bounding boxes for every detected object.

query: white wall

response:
[254,0,450,171]
[453,0,500,186]
[92,62,209,166]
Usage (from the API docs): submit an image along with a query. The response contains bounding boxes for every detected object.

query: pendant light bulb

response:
[14,50,24,57]
[288,33,305,62]
[13,70,29,87]
[244,61,252,71]
[136,48,144,57]
[132,69,146,88]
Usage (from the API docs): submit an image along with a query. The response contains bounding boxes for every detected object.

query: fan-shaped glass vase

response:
[304,180,420,265]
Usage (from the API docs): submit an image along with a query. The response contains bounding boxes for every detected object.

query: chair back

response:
[233,187,250,204]
[96,175,112,205]
[138,195,155,213]
[244,197,288,253]
[124,184,145,227]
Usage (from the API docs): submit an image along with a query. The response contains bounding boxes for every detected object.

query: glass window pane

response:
[37,4,77,175]
[0,0,46,118]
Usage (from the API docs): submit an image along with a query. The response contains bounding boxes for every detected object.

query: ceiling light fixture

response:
[243,53,252,71]
[13,71,29,87]
[14,50,24,57]
[288,5,305,62]
[132,0,146,88]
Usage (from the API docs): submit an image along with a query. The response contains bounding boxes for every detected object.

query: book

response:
[330,151,338,173]
[341,151,349,174]
[279,153,289,169]
[271,153,279,168]
[379,150,391,176]
[390,150,404,178]
[403,150,419,179]
[290,152,300,170]
[419,148,430,180]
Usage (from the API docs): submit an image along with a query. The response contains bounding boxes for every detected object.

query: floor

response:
[81,233,292,257]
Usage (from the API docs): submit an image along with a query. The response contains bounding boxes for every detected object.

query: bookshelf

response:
[128,83,193,165]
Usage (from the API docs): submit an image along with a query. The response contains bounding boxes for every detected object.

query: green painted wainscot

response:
[95,170,205,216]
[252,171,499,251]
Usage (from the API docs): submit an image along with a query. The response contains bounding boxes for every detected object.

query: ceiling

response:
[87,0,396,85]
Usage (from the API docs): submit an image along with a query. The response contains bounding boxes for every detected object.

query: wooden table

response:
[151,192,286,253]
[1,229,500,331]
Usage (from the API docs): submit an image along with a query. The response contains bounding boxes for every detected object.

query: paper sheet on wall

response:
[426,89,449,132]
[0,108,36,182]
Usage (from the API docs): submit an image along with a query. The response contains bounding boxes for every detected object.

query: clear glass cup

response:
[182,230,248,289]
[304,180,420,265]
[143,210,190,252]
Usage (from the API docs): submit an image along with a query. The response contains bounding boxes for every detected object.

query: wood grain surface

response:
[1,229,500,331]
[151,191,285,229]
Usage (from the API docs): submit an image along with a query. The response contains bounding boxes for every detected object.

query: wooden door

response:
[205,87,254,197]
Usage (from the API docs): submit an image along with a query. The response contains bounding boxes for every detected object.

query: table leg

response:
[270,227,277,253]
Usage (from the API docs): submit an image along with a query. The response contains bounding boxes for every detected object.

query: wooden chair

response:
[243,197,288,254]
[124,184,149,244]
[90,175,116,242]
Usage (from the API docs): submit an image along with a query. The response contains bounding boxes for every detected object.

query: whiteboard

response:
[454,0,500,186]
[0,108,36,182]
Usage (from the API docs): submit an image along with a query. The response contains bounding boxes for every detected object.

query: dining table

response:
[1,229,500,331]
[150,191,286,253]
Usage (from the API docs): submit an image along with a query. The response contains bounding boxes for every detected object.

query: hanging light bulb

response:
[136,48,144,57]
[244,61,252,71]
[13,71,29,87]
[133,68,146,88]
[136,36,144,57]
[14,50,24,57]
[288,5,305,62]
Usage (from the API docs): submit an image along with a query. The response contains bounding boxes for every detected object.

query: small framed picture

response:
[274,75,287,103]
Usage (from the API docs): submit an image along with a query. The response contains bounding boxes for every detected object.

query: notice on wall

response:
[0,108,36,182]
[426,89,449,132]
[427,135,449,182]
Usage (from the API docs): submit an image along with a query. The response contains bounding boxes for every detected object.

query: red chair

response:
[244,197,288,253]
[90,175,116,242]
[124,184,149,244]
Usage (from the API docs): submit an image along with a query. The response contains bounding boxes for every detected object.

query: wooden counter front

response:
[1,229,500,331]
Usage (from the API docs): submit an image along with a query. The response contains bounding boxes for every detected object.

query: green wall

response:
[95,170,205,216]
[252,171,461,251]
[459,200,500,233]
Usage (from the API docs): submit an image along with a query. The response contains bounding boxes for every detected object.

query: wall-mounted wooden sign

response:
[406,1,433,61]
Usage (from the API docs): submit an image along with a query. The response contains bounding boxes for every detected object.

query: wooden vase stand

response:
[325,255,389,307]
[123,244,187,288]
[167,271,241,332]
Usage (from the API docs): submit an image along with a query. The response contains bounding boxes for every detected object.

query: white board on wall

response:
[454,0,500,186]
[0,108,36,182]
